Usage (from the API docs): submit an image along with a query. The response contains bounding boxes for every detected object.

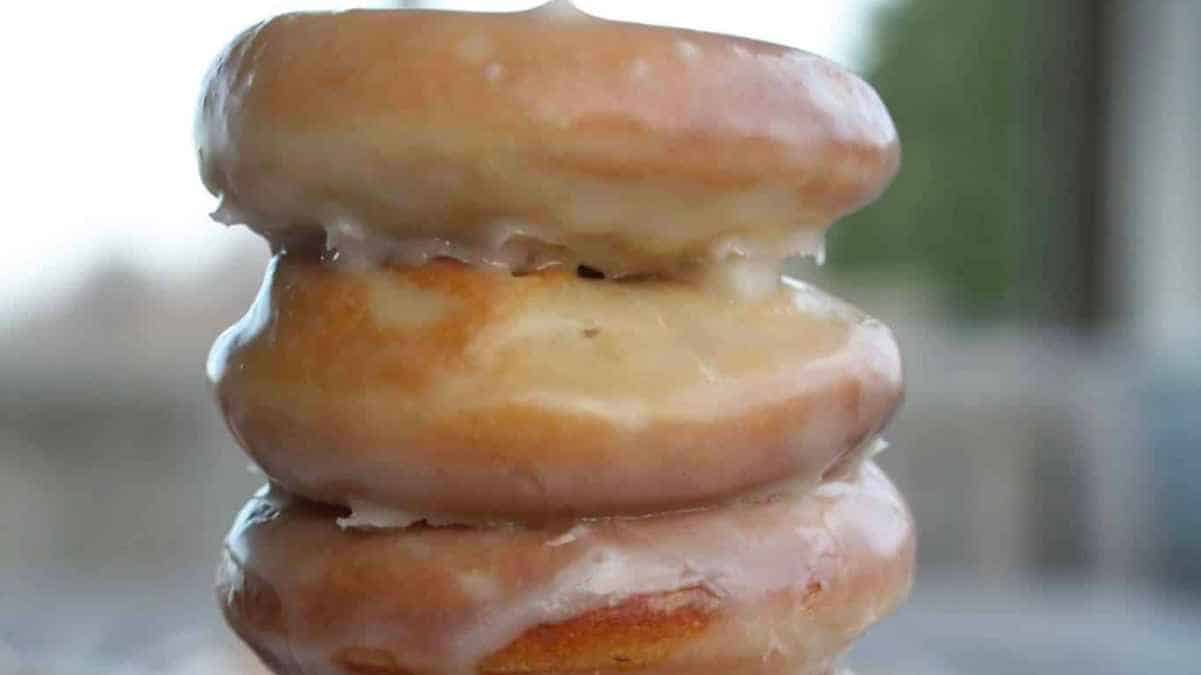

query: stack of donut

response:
[196,4,914,674]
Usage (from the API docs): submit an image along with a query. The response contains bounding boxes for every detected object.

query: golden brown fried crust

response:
[210,257,903,520]
[228,584,837,675]
[309,590,717,675]
[479,589,717,674]
[218,462,915,675]
[228,585,722,675]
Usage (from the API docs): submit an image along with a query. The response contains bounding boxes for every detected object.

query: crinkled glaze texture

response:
[218,461,915,675]
[194,1,899,277]
[208,256,903,521]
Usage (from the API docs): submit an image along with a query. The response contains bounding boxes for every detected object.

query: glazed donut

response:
[209,255,902,521]
[195,2,899,277]
[197,3,916,673]
[219,461,914,675]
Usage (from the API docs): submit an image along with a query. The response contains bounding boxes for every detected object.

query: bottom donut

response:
[218,461,914,675]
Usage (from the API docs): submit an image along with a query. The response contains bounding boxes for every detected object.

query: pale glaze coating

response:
[209,256,903,521]
[195,1,899,277]
[219,461,915,675]
[198,5,915,673]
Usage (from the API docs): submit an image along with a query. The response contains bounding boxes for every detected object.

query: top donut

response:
[196,1,899,276]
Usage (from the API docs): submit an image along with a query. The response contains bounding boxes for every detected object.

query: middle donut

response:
[210,255,902,522]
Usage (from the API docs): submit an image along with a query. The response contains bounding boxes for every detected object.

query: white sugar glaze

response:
[222,210,828,301]
[220,461,914,675]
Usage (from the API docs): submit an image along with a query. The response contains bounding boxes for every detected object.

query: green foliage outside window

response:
[830,0,1033,318]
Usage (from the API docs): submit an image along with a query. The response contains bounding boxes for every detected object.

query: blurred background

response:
[2,1,1199,673]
